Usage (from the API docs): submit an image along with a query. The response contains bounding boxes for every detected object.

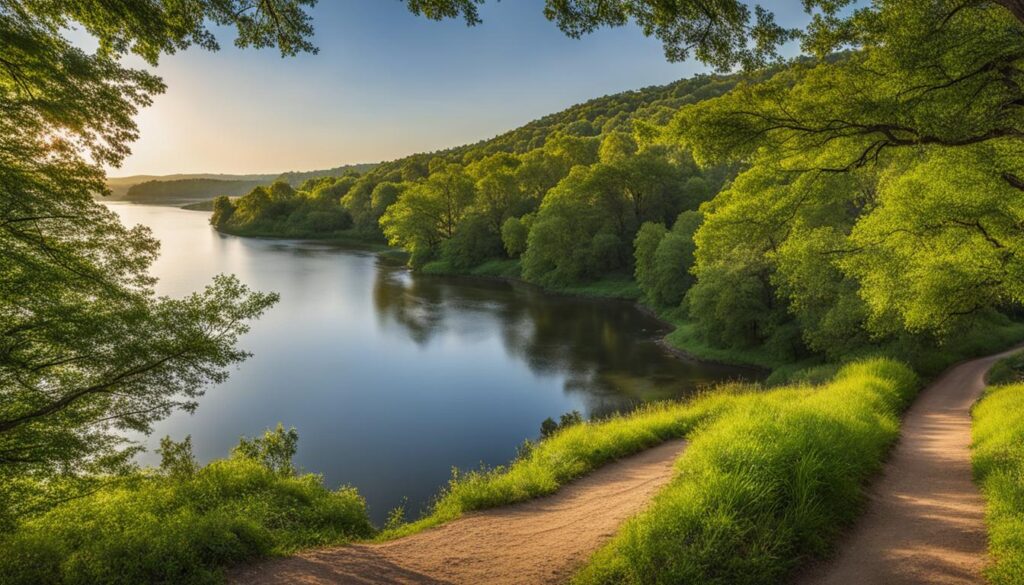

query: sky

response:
[105,0,813,177]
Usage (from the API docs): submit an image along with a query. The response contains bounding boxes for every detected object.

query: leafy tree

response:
[380,165,476,266]
[669,0,1024,347]
[598,131,639,163]
[635,211,702,307]
[634,221,669,301]
[210,196,236,229]
[502,213,534,258]
[0,1,315,523]
[234,424,300,476]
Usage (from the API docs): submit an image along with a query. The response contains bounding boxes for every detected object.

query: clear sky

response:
[108,0,811,177]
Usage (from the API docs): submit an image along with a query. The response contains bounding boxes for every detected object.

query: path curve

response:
[230,438,687,585]
[795,349,1020,585]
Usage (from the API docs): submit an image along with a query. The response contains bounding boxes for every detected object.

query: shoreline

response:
[210,220,775,374]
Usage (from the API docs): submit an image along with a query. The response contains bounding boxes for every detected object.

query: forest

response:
[215,20,1024,375]
[5,1,1024,584]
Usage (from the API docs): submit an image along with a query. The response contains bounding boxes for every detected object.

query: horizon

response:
[100,0,813,178]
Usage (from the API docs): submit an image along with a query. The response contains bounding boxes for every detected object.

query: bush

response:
[972,383,1024,585]
[986,351,1024,385]
[575,359,918,585]
[0,429,373,585]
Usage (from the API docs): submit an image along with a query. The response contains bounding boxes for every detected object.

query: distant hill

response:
[105,163,379,202]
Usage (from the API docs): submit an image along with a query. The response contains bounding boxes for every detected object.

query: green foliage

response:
[576,359,919,585]
[539,410,584,439]
[212,177,359,239]
[501,214,533,258]
[635,211,701,307]
[666,1,1024,360]
[234,424,300,477]
[987,351,1024,386]
[0,431,372,585]
[0,0,318,527]
[973,382,1024,585]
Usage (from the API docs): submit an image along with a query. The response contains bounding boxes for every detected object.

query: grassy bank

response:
[972,379,1024,585]
[383,386,749,539]
[574,359,918,585]
[215,225,392,251]
[0,434,373,585]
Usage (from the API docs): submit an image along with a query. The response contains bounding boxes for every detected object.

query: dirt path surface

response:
[795,350,1019,585]
[230,438,687,585]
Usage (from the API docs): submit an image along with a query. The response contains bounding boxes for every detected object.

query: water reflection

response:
[109,203,755,523]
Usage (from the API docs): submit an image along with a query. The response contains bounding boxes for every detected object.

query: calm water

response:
[110,203,751,523]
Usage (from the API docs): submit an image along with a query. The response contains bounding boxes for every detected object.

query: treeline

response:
[126,178,266,201]
[214,53,1024,371]
[211,73,738,256]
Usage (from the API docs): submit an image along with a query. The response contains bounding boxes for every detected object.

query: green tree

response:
[502,214,535,258]
[380,165,476,266]
[210,196,236,229]
[0,1,316,524]
[634,221,669,301]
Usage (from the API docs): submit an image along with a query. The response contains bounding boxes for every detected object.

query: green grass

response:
[217,225,389,249]
[421,258,523,279]
[574,358,919,585]
[0,455,373,585]
[986,351,1024,385]
[656,307,790,371]
[382,386,750,539]
[972,382,1024,585]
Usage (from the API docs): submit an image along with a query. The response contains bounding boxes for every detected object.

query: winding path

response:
[795,350,1018,585]
[230,438,687,585]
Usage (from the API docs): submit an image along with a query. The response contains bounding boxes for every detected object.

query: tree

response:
[502,214,534,258]
[210,196,236,229]
[380,165,476,266]
[635,211,702,307]
[671,1,1024,338]
[0,1,314,524]
[634,221,669,301]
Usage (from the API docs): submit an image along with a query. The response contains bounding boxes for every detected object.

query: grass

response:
[986,350,1024,385]
[656,306,792,371]
[972,382,1024,585]
[0,454,373,585]
[382,386,750,539]
[217,225,390,250]
[573,358,919,585]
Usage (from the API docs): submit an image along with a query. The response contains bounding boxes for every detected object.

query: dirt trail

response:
[230,438,686,585]
[795,349,1019,585]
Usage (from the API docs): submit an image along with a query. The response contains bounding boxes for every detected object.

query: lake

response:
[110,203,753,524]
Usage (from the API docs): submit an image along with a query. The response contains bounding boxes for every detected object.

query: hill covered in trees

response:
[107,163,378,202]
[216,50,1024,376]
[212,73,739,258]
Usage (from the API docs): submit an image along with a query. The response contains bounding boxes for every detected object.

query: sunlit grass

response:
[973,382,1024,585]
[0,456,373,585]
[573,358,918,585]
[382,385,749,539]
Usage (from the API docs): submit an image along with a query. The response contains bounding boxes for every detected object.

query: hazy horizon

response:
[98,0,813,178]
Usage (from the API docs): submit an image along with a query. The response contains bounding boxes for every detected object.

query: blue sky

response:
[110,0,812,176]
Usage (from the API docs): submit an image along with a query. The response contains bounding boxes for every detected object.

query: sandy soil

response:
[230,438,687,585]
[794,349,1019,585]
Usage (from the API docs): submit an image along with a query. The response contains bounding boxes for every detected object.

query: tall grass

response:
[574,359,918,585]
[0,455,372,585]
[384,387,748,539]
[972,383,1024,585]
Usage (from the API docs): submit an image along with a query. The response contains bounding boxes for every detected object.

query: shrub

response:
[0,429,372,585]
